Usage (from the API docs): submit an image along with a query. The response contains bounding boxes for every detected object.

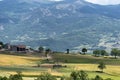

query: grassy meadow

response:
[0,53,120,80]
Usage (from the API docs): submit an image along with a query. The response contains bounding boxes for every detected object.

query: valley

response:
[0,53,119,80]
[0,0,120,80]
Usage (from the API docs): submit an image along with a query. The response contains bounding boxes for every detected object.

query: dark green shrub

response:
[35,73,57,80]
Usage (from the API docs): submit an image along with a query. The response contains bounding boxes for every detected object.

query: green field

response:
[52,53,120,65]
[0,53,120,80]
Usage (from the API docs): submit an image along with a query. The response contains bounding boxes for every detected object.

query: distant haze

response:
[85,0,120,5]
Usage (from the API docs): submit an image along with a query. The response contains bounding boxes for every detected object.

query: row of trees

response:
[66,48,87,55]
[24,46,120,59]
[38,46,51,57]
[93,50,108,57]
[93,48,120,59]
[28,46,120,58]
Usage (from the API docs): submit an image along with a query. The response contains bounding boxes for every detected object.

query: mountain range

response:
[0,0,120,52]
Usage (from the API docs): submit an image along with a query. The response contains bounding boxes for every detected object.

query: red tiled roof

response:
[17,45,26,48]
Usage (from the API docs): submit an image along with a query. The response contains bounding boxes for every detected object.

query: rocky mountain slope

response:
[0,0,120,51]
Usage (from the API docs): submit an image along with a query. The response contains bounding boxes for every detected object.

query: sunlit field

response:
[0,53,120,80]
[0,54,41,66]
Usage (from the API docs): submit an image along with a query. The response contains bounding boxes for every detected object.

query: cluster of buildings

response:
[1,43,27,52]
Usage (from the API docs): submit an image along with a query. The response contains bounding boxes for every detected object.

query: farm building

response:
[4,44,26,52]
[10,45,26,52]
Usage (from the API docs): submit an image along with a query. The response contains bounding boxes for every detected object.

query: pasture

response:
[0,53,120,80]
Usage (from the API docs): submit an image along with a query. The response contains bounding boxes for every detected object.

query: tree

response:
[60,77,65,80]
[111,48,120,59]
[70,71,78,80]
[71,70,89,80]
[38,46,44,53]
[0,76,8,80]
[35,73,56,80]
[98,62,106,73]
[94,75,103,80]
[66,49,69,54]
[82,48,87,55]
[101,50,108,56]
[45,48,51,57]
[0,41,4,49]
[9,71,23,80]
[78,70,89,80]
[93,50,101,57]
[29,47,34,50]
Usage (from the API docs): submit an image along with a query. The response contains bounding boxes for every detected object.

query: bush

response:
[94,75,103,80]
[9,71,23,80]
[0,76,8,80]
[70,70,89,80]
[35,73,57,80]
[9,74,23,80]
[60,76,65,80]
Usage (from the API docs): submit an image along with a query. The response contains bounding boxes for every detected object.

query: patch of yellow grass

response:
[21,70,62,76]
[23,77,34,80]
[1,70,62,77]
[66,64,120,76]
[105,65,120,75]
[0,54,41,66]
[66,64,98,71]
[7,71,41,75]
